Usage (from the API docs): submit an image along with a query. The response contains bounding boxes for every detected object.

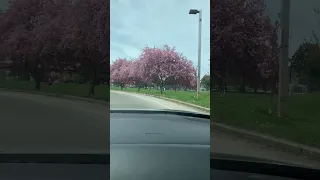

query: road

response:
[0,91,109,153]
[1,90,319,168]
[111,90,320,168]
[110,90,209,114]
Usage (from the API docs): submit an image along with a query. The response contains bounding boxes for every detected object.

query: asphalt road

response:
[1,90,319,168]
[0,91,109,153]
[110,90,208,114]
[111,91,320,168]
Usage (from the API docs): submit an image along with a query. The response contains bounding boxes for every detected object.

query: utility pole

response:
[278,0,291,118]
[197,10,202,99]
[189,9,202,100]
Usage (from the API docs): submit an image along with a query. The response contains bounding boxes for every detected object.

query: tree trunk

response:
[89,82,95,96]
[33,67,42,90]
[160,84,163,94]
[239,77,246,93]
[269,91,274,114]
[268,78,277,114]
[35,77,41,90]
[220,77,227,96]
[89,68,97,97]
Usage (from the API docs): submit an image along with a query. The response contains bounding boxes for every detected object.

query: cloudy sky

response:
[265,0,320,56]
[110,0,210,78]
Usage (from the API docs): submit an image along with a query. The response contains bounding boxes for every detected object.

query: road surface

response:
[111,90,320,168]
[110,90,209,114]
[1,90,319,168]
[0,91,109,153]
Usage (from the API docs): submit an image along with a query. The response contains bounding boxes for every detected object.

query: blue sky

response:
[110,0,210,78]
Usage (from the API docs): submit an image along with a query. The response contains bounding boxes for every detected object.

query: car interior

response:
[0,154,109,180]
[211,154,320,180]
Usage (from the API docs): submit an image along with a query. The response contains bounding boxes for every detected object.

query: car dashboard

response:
[0,154,109,180]
[0,163,109,180]
[211,153,320,180]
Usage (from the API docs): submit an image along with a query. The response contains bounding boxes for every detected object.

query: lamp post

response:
[189,9,202,99]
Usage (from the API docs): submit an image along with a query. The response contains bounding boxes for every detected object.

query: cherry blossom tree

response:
[110,45,197,93]
[59,0,109,96]
[175,58,197,90]
[1,0,55,89]
[110,58,131,90]
[211,0,279,93]
[138,44,195,94]
[0,0,74,89]
[129,58,148,91]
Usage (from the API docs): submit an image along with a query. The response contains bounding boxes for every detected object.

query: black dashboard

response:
[0,163,109,180]
[0,154,316,180]
[211,153,320,180]
[212,169,299,180]
[0,162,311,180]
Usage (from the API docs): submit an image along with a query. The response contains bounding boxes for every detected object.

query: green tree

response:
[201,74,210,90]
[292,41,320,91]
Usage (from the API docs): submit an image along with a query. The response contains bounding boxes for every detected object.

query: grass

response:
[111,86,210,108]
[0,79,110,102]
[211,91,320,149]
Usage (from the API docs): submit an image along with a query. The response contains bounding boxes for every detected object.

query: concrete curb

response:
[110,90,210,113]
[0,88,109,106]
[211,119,320,162]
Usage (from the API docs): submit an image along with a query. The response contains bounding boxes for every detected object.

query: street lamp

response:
[189,9,202,99]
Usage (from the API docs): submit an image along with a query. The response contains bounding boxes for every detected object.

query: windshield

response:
[212,0,320,169]
[1,0,320,178]
[109,1,210,116]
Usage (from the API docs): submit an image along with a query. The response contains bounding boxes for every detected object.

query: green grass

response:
[0,79,110,102]
[111,86,210,108]
[211,91,320,149]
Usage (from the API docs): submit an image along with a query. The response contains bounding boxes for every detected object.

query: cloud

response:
[110,0,210,78]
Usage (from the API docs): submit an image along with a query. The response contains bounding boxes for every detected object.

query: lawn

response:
[111,86,210,108]
[211,91,320,149]
[0,79,110,102]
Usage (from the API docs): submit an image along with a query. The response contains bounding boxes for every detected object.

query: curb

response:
[0,88,109,106]
[110,90,210,113]
[211,119,320,162]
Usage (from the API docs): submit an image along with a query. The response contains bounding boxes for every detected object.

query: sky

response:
[110,0,210,78]
[264,0,320,57]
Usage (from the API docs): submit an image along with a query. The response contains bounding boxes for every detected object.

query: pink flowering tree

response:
[139,44,192,94]
[59,0,109,96]
[129,58,149,91]
[0,0,69,89]
[175,58,197,90]
[211,0,279,94]
[110,58,131,90]
[110,45,197,93]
